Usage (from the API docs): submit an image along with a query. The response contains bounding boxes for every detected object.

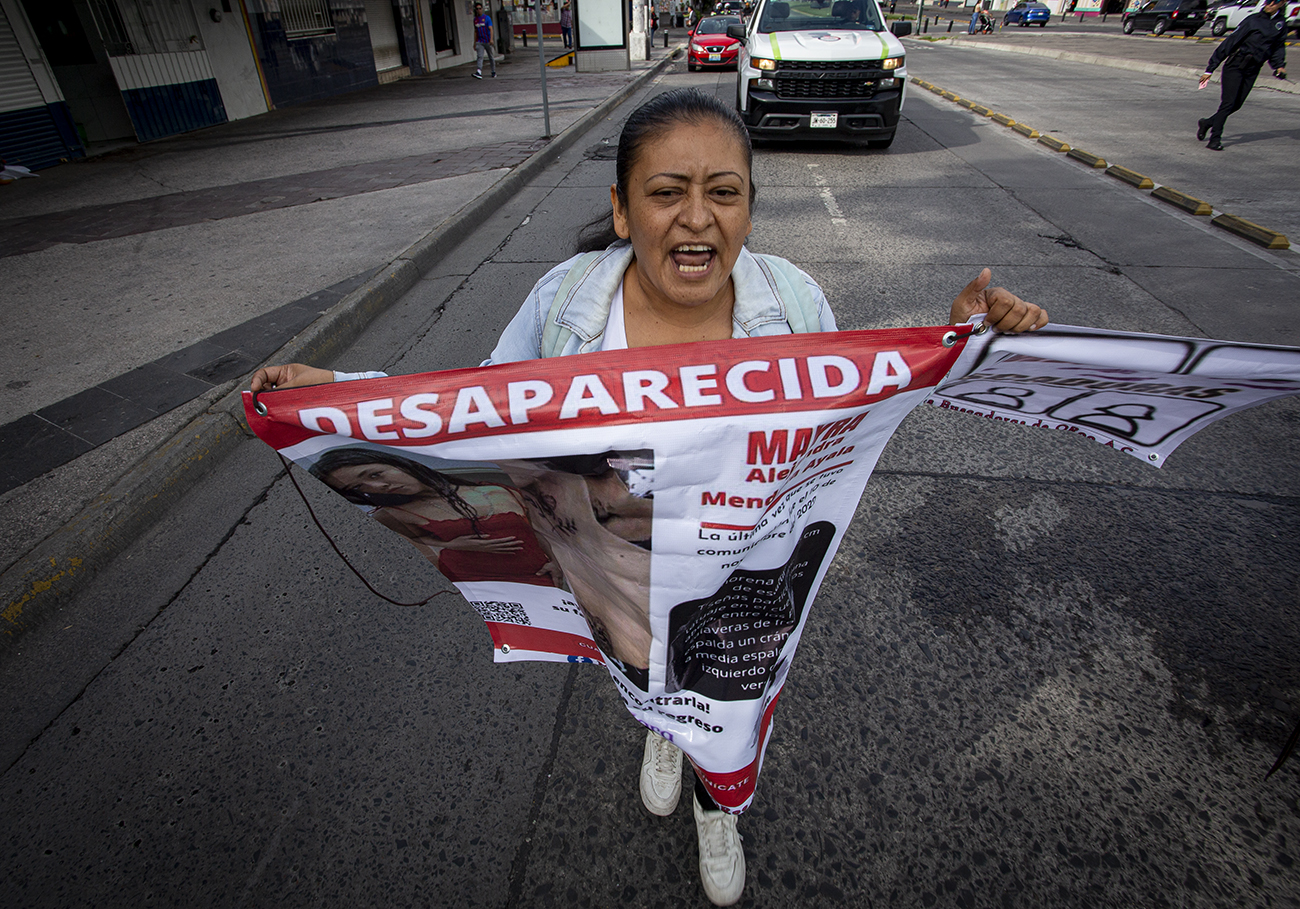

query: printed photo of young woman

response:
[308,446,561,588]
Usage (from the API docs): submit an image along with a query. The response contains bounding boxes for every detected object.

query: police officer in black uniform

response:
[1197,0,1288,150]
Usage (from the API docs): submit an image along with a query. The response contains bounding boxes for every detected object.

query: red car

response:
[688,16,743,71]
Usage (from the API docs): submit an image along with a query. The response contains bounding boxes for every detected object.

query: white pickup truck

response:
[729,0,911,148]
[1208,0,1269,35]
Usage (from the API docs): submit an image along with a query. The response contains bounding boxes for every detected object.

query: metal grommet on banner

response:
[1148,453,1159,463]
[500,644,511,654]
[973,320,990,335]
[252,390,268,416]
[941,330,958,348]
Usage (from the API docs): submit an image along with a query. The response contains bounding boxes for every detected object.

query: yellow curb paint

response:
[1151,186,1213,215]
[1212,213,1290,249]
[1067,147,1107,168]
[1011,122,1040,138]
[990,112,1016,126]
[1038,135,1070,152]
[1106,165,1155,189]
[2,557,84,626]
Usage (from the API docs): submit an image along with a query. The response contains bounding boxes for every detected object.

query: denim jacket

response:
[482,241,837,365]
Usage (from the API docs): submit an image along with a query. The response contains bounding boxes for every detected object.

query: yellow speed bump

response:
[1106,165,1154,189]
[1152,186,1212,216]
[969,104,992,116]
[1212,213,1290,249]
[1067,148,1107,168]
[957,98,976,109]
[1011,122,1040,138]
[1038,135,1070,152]
[990,112,1016,126]
[928,83,946,94]
[941,91,961,101]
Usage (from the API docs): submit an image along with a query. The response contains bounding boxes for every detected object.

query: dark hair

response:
[310,447,484,533]
[575,88,756,253]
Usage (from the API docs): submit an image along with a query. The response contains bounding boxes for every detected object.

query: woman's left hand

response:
[950,268,1048,333]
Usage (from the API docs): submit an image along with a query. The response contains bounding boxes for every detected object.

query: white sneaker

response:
[472,71,482,79]
[638,730,681,816]
[694,795,745,906]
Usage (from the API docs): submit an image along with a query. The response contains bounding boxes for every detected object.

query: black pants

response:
[1206,58,1262,141]
[694,772,721,810]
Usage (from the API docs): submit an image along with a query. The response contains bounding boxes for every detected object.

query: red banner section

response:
[243,328,969,449]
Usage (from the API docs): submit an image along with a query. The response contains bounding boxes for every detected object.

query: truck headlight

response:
[752,57,777,71]
[881,56,903,70]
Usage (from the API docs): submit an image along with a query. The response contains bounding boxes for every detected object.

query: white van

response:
[730,0,909,147]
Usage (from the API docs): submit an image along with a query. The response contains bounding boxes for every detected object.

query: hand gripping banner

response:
[243,324,1300,811]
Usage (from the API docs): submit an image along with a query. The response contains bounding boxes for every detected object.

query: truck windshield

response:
[757,0,886,32]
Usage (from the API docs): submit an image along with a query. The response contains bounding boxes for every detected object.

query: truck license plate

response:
[810,112,838,129]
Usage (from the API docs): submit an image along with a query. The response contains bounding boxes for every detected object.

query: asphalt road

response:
[2,56,1299,909]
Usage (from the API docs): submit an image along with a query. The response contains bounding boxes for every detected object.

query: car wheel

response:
[1039,21,1046,27]
[1184,28,1198,36]
[867,133,895,150]
[1122,18,1135,33]
[688,60,697,71]
[1211,17,1227,36]
[1152,17,1168,35]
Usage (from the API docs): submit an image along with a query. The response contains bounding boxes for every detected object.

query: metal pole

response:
[536,3,551,137]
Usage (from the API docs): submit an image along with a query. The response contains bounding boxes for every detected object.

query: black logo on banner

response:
[665,522,834,700]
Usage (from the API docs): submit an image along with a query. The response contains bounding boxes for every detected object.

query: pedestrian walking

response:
[560,0,573,47]
[250,87,1046,907]
[1197,0,1287,150]
[473,2,497,79]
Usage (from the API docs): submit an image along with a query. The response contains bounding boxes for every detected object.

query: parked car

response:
[1289,0,1300,34]
[1003,1,1052,26]
[1122,0,1209,35]
[715,0,747,15]
[1208,0,1267,35]
[689,16,744,70]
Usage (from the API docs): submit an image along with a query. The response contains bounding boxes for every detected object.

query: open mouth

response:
[671,243,716,274]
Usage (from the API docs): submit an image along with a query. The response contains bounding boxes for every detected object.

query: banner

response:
[243,323,1300,811]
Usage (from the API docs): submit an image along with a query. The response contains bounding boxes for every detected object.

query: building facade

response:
[0,0,481,170]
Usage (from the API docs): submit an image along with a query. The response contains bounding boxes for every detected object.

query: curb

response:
[927,36,1300,96]
[909,75,1292,252]
[0,51,681,660]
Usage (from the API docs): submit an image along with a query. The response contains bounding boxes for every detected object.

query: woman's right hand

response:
[443,534,525,553]
[249,363,334,393]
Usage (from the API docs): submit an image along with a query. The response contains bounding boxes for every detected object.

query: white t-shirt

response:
[599,280,629,352]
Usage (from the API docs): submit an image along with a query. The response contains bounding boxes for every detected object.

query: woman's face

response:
[325,463,424,497]
[612,119,753,314]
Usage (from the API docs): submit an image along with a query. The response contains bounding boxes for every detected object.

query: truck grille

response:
[773,60,887,100]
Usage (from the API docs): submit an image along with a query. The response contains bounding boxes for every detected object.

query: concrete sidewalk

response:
[930,28,1300,95]
[0,39,682,651]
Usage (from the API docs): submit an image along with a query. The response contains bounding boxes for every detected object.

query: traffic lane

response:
[905,40,1300,246]
[512,472,1300,907]
[0,463,571,908]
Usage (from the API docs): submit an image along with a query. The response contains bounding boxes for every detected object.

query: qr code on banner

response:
[467,601,531,625]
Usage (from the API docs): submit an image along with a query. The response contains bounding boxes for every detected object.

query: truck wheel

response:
[1211,17,1226,36]
[1122,18,1135,33]
[1152,17,1168,35]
